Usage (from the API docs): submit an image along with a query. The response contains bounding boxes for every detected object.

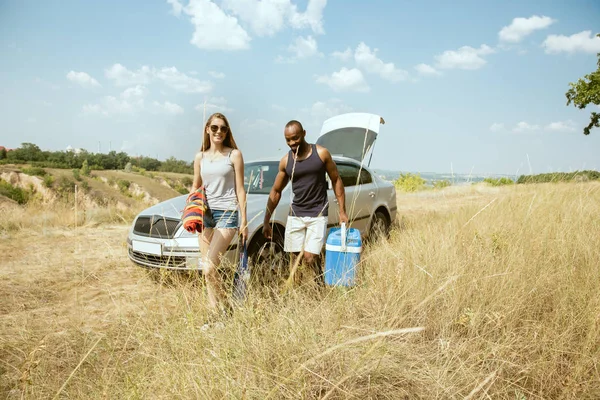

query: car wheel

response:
[247,227,288,288]
[368,210,390,243]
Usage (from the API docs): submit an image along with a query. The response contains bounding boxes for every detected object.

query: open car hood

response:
[316,112,385,165]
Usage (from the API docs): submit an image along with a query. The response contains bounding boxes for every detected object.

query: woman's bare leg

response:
[202,228,237,311]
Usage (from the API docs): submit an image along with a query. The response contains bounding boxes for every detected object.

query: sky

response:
[1,0,600,175]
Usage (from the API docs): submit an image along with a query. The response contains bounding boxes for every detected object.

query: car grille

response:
[128,248,189,269]
[133,216,181,238]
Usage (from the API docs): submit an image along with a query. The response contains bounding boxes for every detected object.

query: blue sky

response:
[1,0,599,175]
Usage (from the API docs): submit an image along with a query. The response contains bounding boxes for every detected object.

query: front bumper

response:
[126,234,236,270]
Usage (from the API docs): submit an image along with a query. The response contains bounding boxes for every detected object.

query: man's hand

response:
[263,223,273,240]
[339,211,349,225]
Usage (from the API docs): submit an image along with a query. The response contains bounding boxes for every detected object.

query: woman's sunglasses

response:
[209,124,229,134]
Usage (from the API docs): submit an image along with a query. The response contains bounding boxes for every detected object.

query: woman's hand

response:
[240,220,249,246]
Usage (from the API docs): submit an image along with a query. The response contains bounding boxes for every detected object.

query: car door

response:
[332,162,378,236]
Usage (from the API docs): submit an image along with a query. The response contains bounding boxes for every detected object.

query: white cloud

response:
[543,30,600,54]
[82,86,148,116]
[82,104,106,116]
[276,35,321,63]
[167,0,183,16]
[499,15,555,43]
[209,71,225,79]
[195,96,233,113]
[105,64,152,86]
[170,0,326,50]
[354,42,408,82]
[154,66,212,93]
[185,0,251,51]
[121,85,148,99]
[309,98,353,122]
[154,101,185,115]
[545,120,576,132]
[66,71,101,88]
[287,0,327,34]
[513,121,540,133]
[271,104,286,112]
[489,123,505,132]
[414,63,441,77]
[331,47,352,62]
[435,44,495,70]
[492,120,579,134]
[316,67,370,92]
[289,35,320,58]
[221,0,290,37]
[105,64,212,93]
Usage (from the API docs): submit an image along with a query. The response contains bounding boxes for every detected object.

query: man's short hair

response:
[285,120,304,132]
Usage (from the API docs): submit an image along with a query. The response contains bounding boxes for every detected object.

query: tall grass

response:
[0,202,143,232]
[1,182,599,399]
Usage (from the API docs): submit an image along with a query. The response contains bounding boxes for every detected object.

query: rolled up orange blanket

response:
[182,187,207,234]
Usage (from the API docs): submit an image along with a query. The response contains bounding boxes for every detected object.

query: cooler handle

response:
[340,222,347,251]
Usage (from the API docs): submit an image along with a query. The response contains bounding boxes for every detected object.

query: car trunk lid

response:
[316,113,385,166]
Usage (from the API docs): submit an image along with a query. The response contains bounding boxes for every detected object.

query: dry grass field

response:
[1,181,599,399]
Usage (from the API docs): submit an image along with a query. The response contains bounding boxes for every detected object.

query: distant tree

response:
[0,147,6,160]
[9,142,44,162]
[565,33,600,135]
[81,159,91,176]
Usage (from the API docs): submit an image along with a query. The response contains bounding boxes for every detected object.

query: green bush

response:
[433,180,451,190]
[72,169,82,181]
[56,176,76,195]
[394,173,426,192]
[483,177,514,186]
[21,167,47,177]
[0,179,30,204]
[517,170,600,184]
[181,176,193,187]
[81,160,91,176]
[117,179,131,193]
[42,174,55,188]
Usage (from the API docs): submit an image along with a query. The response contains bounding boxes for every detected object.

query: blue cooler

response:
[325,223,362,287]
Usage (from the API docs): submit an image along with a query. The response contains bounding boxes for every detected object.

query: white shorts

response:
[284,216,328,255]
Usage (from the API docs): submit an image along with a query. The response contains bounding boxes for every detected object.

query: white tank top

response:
[201,151,238,211]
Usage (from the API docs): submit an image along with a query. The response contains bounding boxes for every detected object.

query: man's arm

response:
[318,145,348,224]
[263,156,290,239]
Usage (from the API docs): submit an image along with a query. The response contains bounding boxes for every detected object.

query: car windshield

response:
[244,161,280,194]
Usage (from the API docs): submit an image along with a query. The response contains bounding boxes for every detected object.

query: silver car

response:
[126,112,397,270]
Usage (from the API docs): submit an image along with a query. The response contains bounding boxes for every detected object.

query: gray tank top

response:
[201,151,238,211]
[285,144,329,217]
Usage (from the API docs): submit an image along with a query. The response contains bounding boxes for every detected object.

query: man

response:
[263,120,348,282]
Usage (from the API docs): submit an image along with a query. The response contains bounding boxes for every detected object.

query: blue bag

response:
[232,240,249,302]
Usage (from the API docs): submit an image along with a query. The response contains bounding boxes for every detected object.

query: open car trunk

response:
[316,112,385,166]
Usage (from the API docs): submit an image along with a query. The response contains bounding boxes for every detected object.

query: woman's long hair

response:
[202,112,238,152]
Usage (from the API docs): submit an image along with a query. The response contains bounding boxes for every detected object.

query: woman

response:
[191,112,248,314]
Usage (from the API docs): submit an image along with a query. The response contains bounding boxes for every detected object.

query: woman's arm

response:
[231,149,248,242]
[191,152,203,192]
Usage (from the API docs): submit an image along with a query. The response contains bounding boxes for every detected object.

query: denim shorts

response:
[204,209,239,229]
